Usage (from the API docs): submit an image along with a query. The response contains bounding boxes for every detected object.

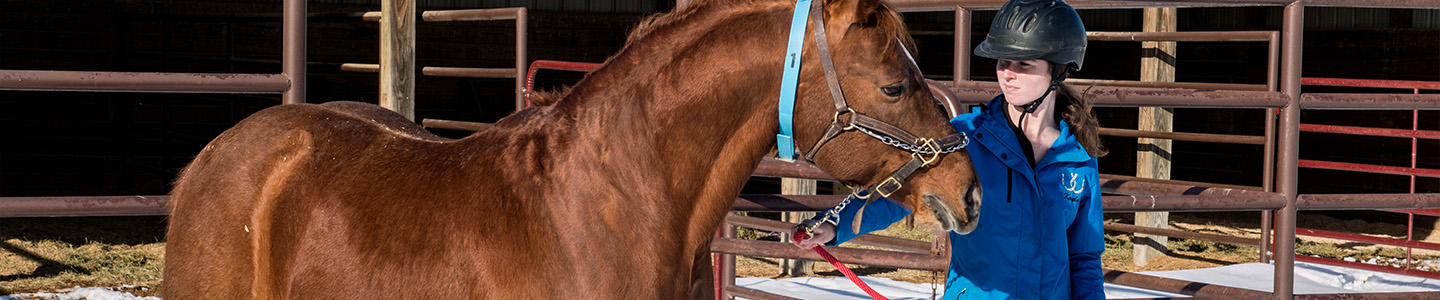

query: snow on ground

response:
[0,286,157,300]
[5,262,1439,299]
[736,262,1440,299]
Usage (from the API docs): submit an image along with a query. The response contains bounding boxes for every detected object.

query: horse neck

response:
[554,6,788,247]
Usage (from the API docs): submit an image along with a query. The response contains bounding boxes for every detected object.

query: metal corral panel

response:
[299,0,669,14]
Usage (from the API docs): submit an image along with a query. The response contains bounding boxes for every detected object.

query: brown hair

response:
[1055,83,1108,158]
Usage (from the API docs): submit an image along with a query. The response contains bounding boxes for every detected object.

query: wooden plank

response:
[381,0,417,121]
[1134,7,1177,267]
[779,178,817,277]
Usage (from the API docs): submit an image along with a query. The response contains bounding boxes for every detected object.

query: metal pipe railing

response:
[1102,269,1272,297]
[726,214,933,254]
[0,0,306,217]
[1273,3,1305,298]
[0,0,305,97]
[1099,127,1266,145]
[1301,94,1440,110]
[1105,223,1263,247]
[711,237,949,271]
[1088,30,1276,42]
[351,7,529,110]
[523,60,603,107]
[0,196,169,218]
[944,81,1291,108]
[282,0,306,104]
[0,71,290,94]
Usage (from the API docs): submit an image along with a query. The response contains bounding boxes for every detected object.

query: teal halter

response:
[775,0,814,161]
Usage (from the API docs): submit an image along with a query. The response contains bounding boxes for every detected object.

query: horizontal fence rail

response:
[710,237,949,271]
[0,196,169,218]
[725,215,934,254]
[0,71,291,94]
[1099,128,1266,145]
[943,81,1290,108]
[1301,94,1440,110]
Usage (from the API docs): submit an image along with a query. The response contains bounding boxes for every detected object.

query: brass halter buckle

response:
[914,138,942,167]
[834,108,858,131]
[876,177,902,198]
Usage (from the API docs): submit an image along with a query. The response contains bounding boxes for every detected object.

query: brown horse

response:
[164,0,980,298]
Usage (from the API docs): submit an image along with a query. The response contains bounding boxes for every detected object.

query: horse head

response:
[787,0,980,234]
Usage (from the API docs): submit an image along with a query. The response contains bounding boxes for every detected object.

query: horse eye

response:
[880,84,905,97]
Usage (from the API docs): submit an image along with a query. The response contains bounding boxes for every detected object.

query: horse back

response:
[166,102,563,299]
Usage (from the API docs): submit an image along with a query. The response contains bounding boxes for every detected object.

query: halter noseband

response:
[776,0,969,233]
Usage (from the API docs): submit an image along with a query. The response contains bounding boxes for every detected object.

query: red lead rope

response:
[792,230,892,300]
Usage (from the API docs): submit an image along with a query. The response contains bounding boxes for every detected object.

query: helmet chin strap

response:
[1014,65,1069,127]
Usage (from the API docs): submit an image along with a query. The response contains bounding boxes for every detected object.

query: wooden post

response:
[780,178,816,276]
[1134,7,1176,267]
[380,0,416,121]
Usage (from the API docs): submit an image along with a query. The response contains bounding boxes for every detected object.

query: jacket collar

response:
[954,96,1093,168]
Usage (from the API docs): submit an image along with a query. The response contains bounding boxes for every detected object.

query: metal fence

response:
[2,0,1438,299]
[0,0,308,217]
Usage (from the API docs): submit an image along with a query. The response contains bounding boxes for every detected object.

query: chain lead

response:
[854,126,965,154]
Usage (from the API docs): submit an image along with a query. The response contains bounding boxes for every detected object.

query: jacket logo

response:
[1062,172,1084,202]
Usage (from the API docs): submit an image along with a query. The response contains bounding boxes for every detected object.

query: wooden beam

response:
[380,0,416,121]
[1134,6,1177,267]
[779,178,817,276]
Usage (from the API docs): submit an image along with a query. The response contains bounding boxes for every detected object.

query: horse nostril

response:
[965,183,982,220]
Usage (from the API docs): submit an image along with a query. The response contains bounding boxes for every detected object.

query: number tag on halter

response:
[775,0,812,161]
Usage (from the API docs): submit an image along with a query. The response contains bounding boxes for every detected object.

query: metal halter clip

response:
[850,186,874,200]
[798,219,819,238]
[914,138,942,166]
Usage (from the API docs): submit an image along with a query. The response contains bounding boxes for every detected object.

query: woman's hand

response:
[791,220,836,249]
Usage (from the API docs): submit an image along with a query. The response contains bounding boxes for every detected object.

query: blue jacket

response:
[827,96,1105,300]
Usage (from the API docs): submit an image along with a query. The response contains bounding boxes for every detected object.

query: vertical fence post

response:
[1261,31,1281,264]
[780,178,816,276]
[282,0,307,104]
[1275,2,1304,299]
[1134,7,1177,267]
[380,0,416,120]
[1408,107,1419,268]
[514,8,528,111]
[954,6,970,85]
[720,220,737,300]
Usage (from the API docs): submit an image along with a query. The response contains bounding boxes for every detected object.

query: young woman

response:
[791,0,1108,299]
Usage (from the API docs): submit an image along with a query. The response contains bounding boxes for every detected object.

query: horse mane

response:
[527,87,572,107]
[532,0,918,110]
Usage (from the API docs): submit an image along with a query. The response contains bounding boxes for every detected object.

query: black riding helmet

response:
[975,0,1087,115]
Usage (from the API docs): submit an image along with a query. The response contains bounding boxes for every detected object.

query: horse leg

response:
[689,250,716,300]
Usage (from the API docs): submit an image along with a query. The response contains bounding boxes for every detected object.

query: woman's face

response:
[995,59,1052,106]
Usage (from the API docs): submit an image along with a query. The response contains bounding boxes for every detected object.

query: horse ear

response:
[821,0,881,40]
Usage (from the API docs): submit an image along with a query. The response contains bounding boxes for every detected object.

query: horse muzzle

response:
[924,181,981,234]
